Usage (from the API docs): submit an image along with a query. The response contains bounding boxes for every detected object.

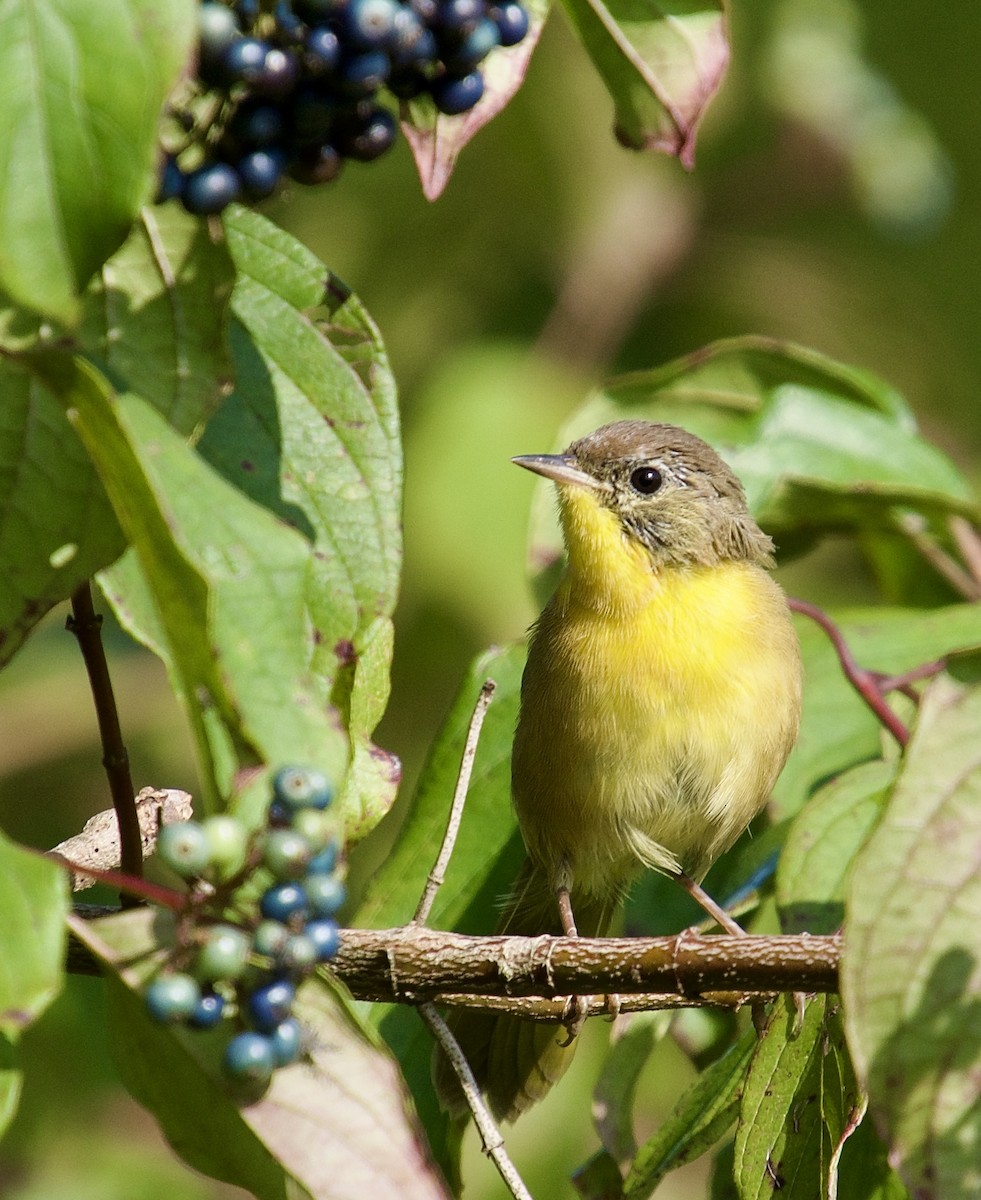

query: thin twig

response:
[418,1002,533,1200]
[949,516,981,589]
[67,583,143,895]
[788,598,910,747]
[413,680,496,926]
[895,513,981,600]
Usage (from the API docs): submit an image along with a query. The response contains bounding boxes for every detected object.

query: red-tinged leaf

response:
[557,0,728,167]
[401,0,547,200]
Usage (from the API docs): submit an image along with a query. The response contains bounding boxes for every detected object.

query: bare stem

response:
[895,513,981,600]
[418,1002,534,1200]
[788,598,910,747]
[949,516,981,587]
[67,582,143,895]
[413,680,496,926]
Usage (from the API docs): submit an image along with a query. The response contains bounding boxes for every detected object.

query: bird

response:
[434,419,802,1123]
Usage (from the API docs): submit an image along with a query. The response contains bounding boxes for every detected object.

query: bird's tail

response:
[432,858,615,1123]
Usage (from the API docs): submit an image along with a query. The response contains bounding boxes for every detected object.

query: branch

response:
[896,512,981,600]
[418,1003,533,1200]
[331,925,840,1002]
[49,787,192,891]
[67,582,143,887]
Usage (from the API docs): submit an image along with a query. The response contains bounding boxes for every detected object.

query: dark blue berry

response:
[145,973,201,1023]
[433,0,485,34]
[267,799,292,827]
[221,36,271,85]
[272,766,334,811]
[410,0,439,24]
[489,0,528,45]
[341,0,400,48]
[288,86,337,147]
[270,1018,303,1066]
[306,918,341,961]
[430,69,484,114]
[304,873,346,918]
[443,17,499,71]
[335,49,390,96]
[260,881,309,922]
[335,106,397,161]
[290,142,344,185]
[238,149,285,199]
[189,990,227,1029]
[156,156,183,204]
[389,9,438,66]
[235,0,261,25]
[224,1031,274,1082]
[247,978,296,1030]
[306,840,339,876]
[252,46,300,96]
[182,162,241,215]
[304,25,341,74]
[199,3,242,81]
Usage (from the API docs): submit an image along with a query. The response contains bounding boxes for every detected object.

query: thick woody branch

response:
[331,925,840,1003]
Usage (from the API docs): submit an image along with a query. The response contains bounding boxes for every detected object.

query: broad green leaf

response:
[0,831,69,1138]
[28,352,347,812]
[0,205,235,666]
[401,0,548,200]
[352,645,526,1176]
[734,996,862,1200]
[624,1029,756,1199]
[843,677,981,1200]
[70,908,450,1200]
[79,204,236,435]
[557,0,728,165]
[0,0,196,326]
[532,338,977,570]
[776,759,895,935]
[594,1011,673,1168]
[834,1115,910,1200]
[195,208,402,836]
[0,357,124,665]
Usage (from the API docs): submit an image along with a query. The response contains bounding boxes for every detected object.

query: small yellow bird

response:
[435,419,802,1122]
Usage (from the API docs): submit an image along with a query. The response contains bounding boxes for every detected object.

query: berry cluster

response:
[160,0,530,214]
[144,766,346,1088]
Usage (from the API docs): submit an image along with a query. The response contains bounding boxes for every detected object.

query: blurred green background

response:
[2,0,980,1196]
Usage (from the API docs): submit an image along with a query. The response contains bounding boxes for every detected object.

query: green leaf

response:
[351,645,526,1177]
[776,759,895,935]
[534,338,977,570]
[0,831,69,1138]
[842,676,981,1199]
[623,1030,756,1199]
[594,1011,673,1168]
[27,352,347,812]
[734,996,862,1200]
[70,909,450,1200]
[0,357,124,666]
[196,207,402,835]
[0,204,235,667]
[401,0,548,200]
[557,0,728,165]
[79,204,236,435]
[0,0,196,326]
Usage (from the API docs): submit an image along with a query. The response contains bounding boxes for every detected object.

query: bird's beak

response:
[512,454,609,492]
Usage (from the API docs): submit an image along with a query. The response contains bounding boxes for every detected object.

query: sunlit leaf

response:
[843,676,981,1200]
[734,996,862,1200]
[0,0,196,326]
[557,0,728,165]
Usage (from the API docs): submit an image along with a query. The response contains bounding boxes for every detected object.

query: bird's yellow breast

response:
[511,488,801,900]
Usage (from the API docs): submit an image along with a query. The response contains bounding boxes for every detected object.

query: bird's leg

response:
[674,871,747,937]
[554,873,589,1046]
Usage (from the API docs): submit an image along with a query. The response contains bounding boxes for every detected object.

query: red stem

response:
[788,598,911,748]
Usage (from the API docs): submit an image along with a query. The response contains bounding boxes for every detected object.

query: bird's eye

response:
[629,466,662,495]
